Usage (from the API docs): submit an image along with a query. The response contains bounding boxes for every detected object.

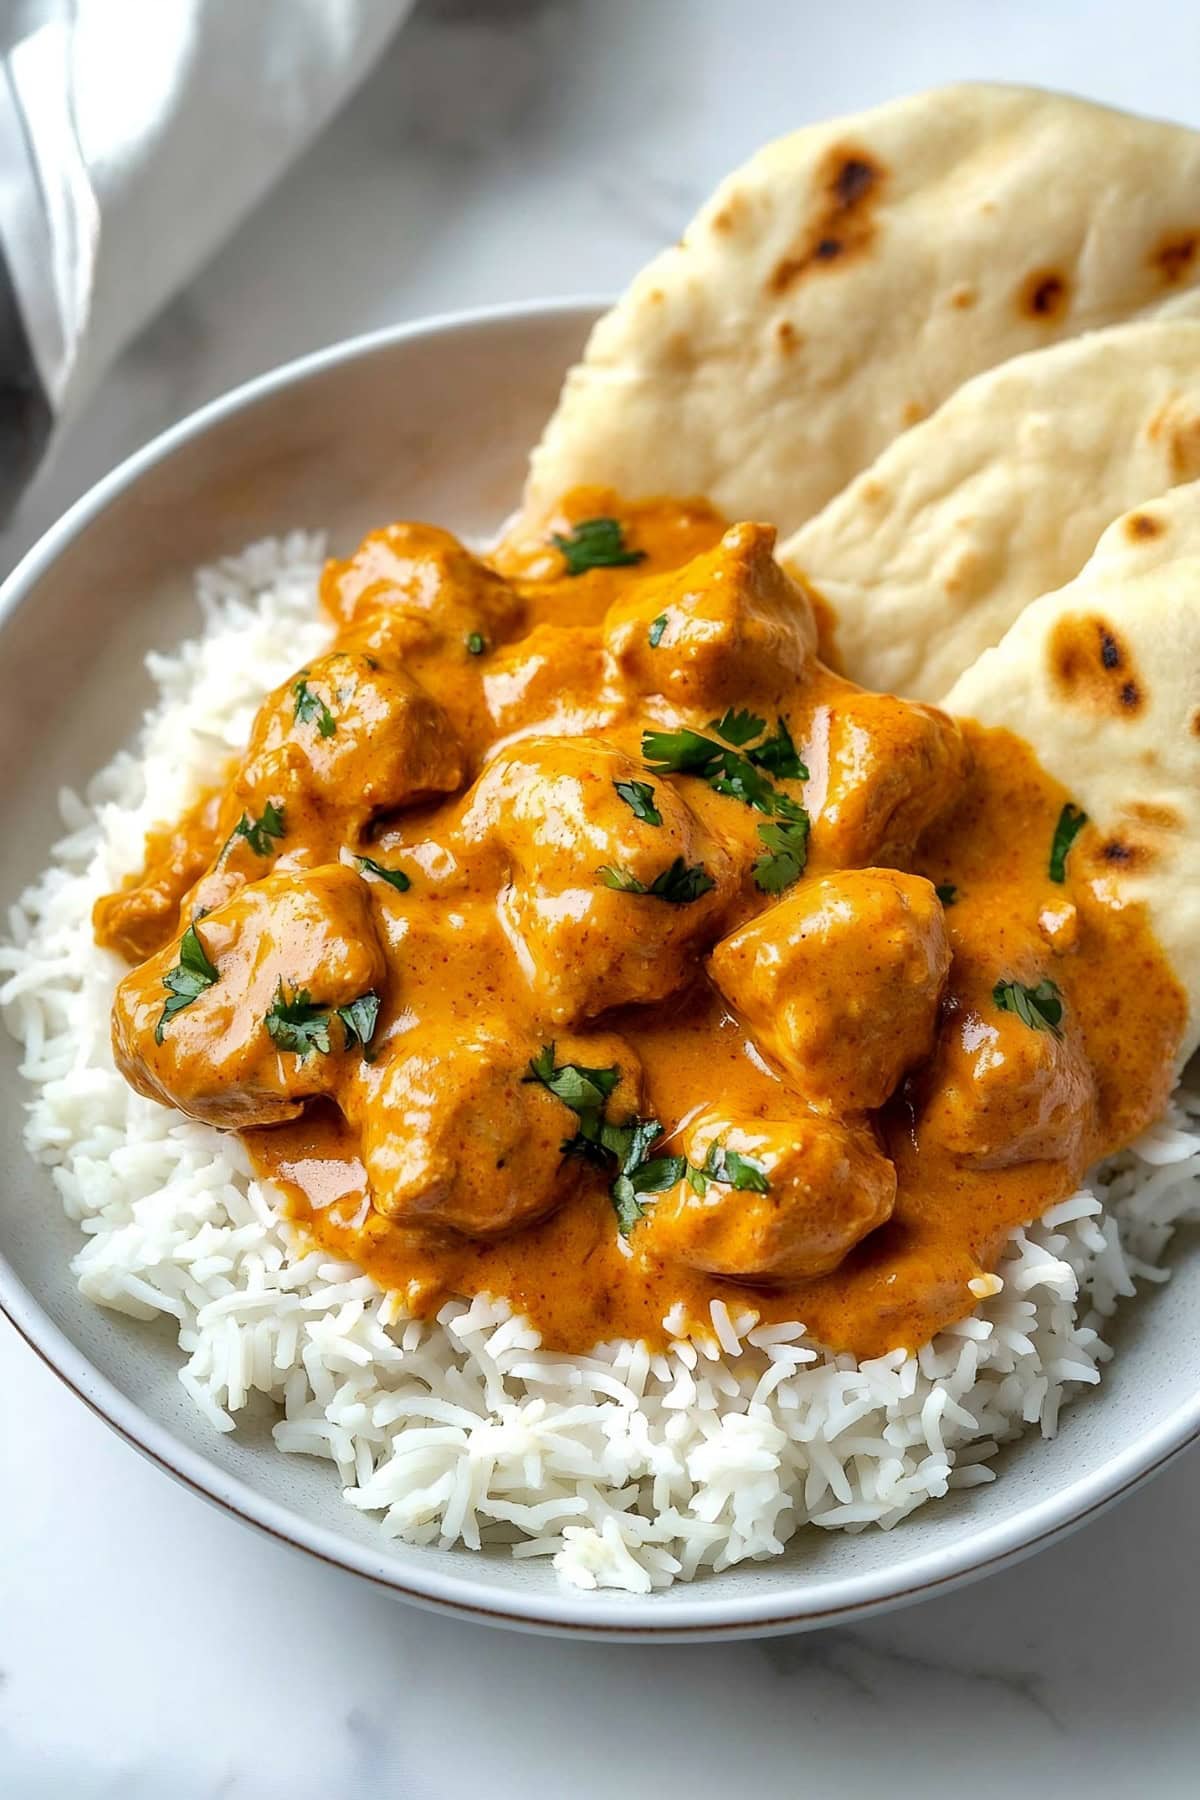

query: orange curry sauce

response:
[94,491,1185,1358]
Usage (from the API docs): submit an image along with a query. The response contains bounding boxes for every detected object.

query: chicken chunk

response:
[809,688,969,870]
[711,870,950,1112]
[918,982,1097,1169]
[459,736,736,1023]
[112,865,387,1128]
[321,521,526,649]
[483,625,621,745]
[603,522,816,709]
[236,647,464,834]
[644,1103,896,1283]
[353,1028,642,1237]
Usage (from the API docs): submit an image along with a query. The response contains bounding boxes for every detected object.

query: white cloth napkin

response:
[0,0,412,516]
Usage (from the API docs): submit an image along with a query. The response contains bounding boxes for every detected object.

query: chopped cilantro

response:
[526,1045,678,1235]
[293,677,336,739]
[753,816,810,893]
[648,613,669,648]
[711,706,767,748]
[597,856,716,904]
[357,855,412,893]
[747,717,808,782]
[265,986,332,1060]
[154,924,218,1045]
[993,977,1064,1039]
[230,801,286,858]
[336,991,381,1056]
[466,632,486,656]
[551,517,646,577]
[687,1143,770,1195]
[1049,803,1088,883]
[613,779,662,827]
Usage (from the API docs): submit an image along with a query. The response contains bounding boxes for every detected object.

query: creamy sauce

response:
[96,490,1186,1359]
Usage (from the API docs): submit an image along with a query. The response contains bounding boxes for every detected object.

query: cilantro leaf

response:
[293,677,337,739]
[613,779,662,827]
[1049,803,1088,883]
[357,855,411,893]
[648,613,669,648]
[993,977,1064,1039]
[525,1045,620,1112]
[753,815,810,893]
[597,857,716,904]
[642,726,725,778]
[526,1045,681,1235]
[935,883,958,907]
[711,706,767,748]
[265,986,332,1061]
[336,991,381,1057]
[231,801,286,858]
[154,923,219,1044]
[551,517,646,577]
[747,717,808,782]
[688,1142,771,1195]
[466,632,486,656]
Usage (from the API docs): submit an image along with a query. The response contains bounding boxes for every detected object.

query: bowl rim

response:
[2,296,1199,1641]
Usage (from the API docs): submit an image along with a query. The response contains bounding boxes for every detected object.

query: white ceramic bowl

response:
[2,300,1198,1641]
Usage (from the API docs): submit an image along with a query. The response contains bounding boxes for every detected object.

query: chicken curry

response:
[94,492,1186,1359]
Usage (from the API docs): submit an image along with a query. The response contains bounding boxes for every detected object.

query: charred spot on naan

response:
[1125,511,1166,541]
[1145,398,1200,484]
[767,145,886,294]
[1151,232,1200,285]
[1049,615,1145,715]
[1018,268,1071,322]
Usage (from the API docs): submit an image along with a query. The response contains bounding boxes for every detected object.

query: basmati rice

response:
[3,535,1199,1593]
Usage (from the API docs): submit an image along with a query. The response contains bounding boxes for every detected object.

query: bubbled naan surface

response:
[527,86,1200,539]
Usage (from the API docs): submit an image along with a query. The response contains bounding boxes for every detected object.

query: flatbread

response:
[781,320,1200,700]
[526,86,1200,539]
[945,482,1200,1058]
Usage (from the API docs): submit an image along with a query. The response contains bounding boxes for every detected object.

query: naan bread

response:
[782,321,1200,700]
[946,483,1200,1058]
[526,86,1200,539]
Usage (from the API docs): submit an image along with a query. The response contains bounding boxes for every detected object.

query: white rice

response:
[4,534,1200,1595]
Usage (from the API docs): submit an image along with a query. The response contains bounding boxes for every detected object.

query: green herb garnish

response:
[613,779,662,827]
[1049,803,1088,884]
[466,632,486,656]
[648,613,669,648]
[687,1143,770,1196]
[293,677,337,739]
[753,816,810,893]
[357,855,412,893]
[231,801,286,858]
[265,986,332,1060]
[642,716,808,828]
[336,991,381,1056]
[711,707,767,748]
[526,1045,677,1234]
[154,923,219,1044]
[596,856,716,904]
[266,984,380,1060]
[993,977,1064,1039]
[551,517,646,577]
[935,884,958,907]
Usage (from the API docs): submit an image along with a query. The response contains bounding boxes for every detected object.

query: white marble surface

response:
[4,2,1200,1793]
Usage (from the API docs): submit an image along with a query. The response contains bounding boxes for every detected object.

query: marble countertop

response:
[4,2,1200,1793]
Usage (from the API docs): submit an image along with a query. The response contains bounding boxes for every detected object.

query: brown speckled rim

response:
[2,301,1200,1642]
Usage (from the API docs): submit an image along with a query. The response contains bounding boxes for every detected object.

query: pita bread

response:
[526,86,1200,539]
[945,482,1200,1058]
[781,320,1200,700]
